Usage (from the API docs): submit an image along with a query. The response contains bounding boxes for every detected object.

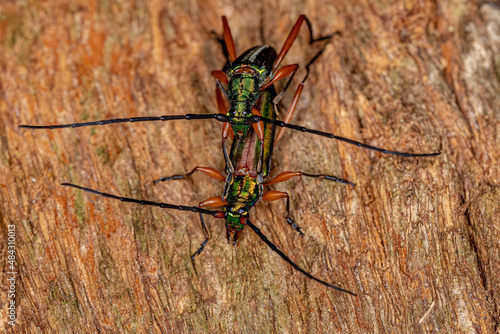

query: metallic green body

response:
[226,73,260,138]
[227,73,260,105]
[224,45,277,139]
[228,87,276,179]
[223,86,277,237]
[223,175,260,232]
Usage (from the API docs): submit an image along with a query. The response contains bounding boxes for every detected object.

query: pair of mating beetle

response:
[21,16,439,295]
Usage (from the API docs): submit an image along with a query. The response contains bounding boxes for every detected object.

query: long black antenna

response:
[61,183,220,216]
[21,113,439,157]
[245,219,356,296]
[250,116,441,157]
[19,114,229,129]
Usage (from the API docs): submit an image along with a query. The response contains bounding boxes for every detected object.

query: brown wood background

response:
[1,0,499,333]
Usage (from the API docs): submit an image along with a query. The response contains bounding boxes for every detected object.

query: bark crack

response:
[463,204,499,331]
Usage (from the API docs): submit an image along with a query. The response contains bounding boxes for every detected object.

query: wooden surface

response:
[1,0,499,333]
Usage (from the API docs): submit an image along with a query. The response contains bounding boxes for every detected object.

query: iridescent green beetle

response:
[61,74,357,295]
[21,15,440,295]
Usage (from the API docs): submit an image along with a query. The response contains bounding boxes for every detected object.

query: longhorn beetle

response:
[62,70,357,294]
[20,15,440,294]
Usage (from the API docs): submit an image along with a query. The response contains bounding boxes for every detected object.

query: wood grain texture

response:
[1,0,499,333]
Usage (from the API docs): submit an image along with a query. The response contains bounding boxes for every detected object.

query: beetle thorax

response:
[227,69,260,109]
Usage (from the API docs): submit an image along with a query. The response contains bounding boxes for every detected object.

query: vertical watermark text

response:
[6,224,17,326]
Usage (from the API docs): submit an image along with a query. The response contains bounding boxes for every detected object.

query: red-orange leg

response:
[222,16,237,62]
[251,107,264,141]
[153,166,225,184]
[212,70,229,85]
[200,196,228,208]
[216,85,235,190]
[264,171,355,187]
[212,70,229,99]
[264,172,302,186]
[222,122,233,140]
[261,66,301,130]
[261,64,298,91]
[262,190,303,236]
[214,73,235,186]
[272,28,339,144]
[267,15,336,123]
[216,87,234,140]
[260,15,306,108]
[212,70,230,101]
[261,64,298,112]
[215,86,228,112]
[272,15,306,73]
[274,82,303,144]
[272,15,335,73]
[251,107,265,177]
